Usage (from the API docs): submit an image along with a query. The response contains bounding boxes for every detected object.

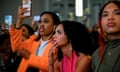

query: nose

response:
[39,22,44,27]
[108,13,114,21]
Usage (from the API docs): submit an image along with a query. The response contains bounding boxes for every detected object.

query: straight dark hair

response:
[35,11,60,41]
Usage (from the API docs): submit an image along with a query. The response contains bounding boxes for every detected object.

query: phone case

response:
[22,0,32,16]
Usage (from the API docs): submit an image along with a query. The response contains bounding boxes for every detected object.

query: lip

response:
[107,22,116,27]
[39,28,45,32]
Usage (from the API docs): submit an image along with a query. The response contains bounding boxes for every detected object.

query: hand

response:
[48,39,58,65]
[16,6,30,28]
[31,19,36,26]
[31,19,36,30]
[18,6,30,19]
[1,23,8,30]
[16,48,30,59]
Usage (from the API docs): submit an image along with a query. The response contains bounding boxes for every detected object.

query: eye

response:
[114,11,120,15]
[57,30,62,34]
[43,20,49,23]
[38,20,49,23]
[39,20,41,23]
[102,13,108,17]
[22,29,25,32]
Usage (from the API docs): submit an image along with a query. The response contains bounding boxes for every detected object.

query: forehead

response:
[41,14,52,19]
[103,3,119,11]
[56,24,64,29]
[21,26,28,30]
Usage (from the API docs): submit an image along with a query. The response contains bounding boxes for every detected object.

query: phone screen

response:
[5,15,12,29]
[33,16,40,22]
[22,0,32,16]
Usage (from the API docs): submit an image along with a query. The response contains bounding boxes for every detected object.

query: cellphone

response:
[33,16,40,22]
[22,0,32,16]
[4,15,12,29]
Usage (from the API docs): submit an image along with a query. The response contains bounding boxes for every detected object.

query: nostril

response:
[108,17,114,21]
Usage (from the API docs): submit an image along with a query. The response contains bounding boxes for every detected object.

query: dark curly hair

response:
[57,21,94,61]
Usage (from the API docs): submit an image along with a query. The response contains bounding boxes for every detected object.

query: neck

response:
[41,34,52,41]
[61,43,72,58]
[107,33,120,40]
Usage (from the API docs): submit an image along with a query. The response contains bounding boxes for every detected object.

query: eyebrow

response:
[114,9,120,11]
[103,9,120,13]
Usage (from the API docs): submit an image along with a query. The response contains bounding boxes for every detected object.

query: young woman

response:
[0,33,21,72]
[49,21,93,72]
[9,7,60,72]
[92,1,120,72]
[21,24,34,41]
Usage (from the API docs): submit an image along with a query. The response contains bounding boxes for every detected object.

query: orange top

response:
[9,28,52,72]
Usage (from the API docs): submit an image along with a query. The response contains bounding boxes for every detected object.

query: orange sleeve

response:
[9,28,22,52]
[28,42,52,71]
[9,28,38,52]
[22,35,38,52]
[28,54,48,71]
[17,53,48,72]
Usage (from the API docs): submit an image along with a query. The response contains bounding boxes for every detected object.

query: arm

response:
[28,41,58,71]
[16,6,30,28]
[48,46,58,72]
[54,60,60,72]
[9,6,31,52]
[31,19,36,31]
[48,41,58,72]
[9,29,35,52]
[49,58,60,72]
[9,29,22,52]
[15,35,37,59]
[28,54,48,71]
[27,42,52,71]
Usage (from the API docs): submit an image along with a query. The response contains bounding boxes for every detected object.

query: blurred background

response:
[0,0,115,29]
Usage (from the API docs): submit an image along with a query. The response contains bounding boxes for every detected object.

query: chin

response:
[106,29,117,33]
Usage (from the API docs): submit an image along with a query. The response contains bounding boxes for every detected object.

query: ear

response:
[53,26,56,31]
[51,26,56,35]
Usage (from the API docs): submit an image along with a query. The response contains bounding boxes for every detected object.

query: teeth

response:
[40,28,44,31]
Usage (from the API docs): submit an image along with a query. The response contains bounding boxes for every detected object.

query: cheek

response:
[116,17,120,24]
[26,30,29,35]
[101,18,106,25]
[101,19,107,29]
[45,25,53,33]
[23,31,29,37]
[56,36,68,46]
[23,31,27,35]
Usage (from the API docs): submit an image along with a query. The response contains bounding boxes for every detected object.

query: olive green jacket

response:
[92,39,120,72]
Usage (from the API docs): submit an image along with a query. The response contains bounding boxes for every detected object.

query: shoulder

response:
[29,34,38,40]
[77,53,91,64]
[76,53,92,72]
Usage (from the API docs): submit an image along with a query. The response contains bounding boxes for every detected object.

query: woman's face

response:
[54,24,68,48]
[38,14,54,36]
[21,26,29,38]
[101,3,120,35]
[0,39,11,56]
